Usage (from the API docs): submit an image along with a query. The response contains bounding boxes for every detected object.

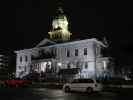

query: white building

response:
[0,54,9,79]
[15,8,111,80]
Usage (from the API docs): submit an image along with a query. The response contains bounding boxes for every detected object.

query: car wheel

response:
[64,86,70,92]
[86,87,93,94]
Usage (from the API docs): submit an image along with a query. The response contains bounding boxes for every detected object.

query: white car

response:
[63,78,103,93]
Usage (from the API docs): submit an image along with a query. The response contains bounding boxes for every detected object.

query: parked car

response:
[63,78,103,93]
[4,78,32,87]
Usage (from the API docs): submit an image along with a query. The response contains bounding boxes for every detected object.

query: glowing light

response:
[103,61,106,70]
[41,62,47,72]
[48,61,51,65]
[57,62,62,66]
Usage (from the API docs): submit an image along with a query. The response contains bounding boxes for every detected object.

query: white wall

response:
[16,51,32,77]
[15,39,105,78]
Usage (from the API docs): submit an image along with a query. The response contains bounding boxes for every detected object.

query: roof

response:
[48,38,107,48]
[14,38,106,54]
[35,38,56,47]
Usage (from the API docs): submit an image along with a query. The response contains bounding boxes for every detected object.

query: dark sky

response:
[1,0,133,65]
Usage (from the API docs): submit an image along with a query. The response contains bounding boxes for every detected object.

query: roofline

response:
[14,38,107,53]
[46,38,106,47]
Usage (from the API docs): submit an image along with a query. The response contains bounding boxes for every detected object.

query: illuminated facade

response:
[15,8,112,80]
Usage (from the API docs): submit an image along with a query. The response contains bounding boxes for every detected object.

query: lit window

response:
[75,49,78,56]
[84,48,87,55]
[57,62,62,66]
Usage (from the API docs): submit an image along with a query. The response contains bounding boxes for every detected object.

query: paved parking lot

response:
[0,88,133,100]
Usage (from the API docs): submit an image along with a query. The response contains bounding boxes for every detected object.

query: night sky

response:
[1,0,133,66]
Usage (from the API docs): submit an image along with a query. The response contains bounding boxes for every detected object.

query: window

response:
[18,66,22,70]
[85,62,88,69]
[79,79,88,83]
[67,63,71,69]
[24,67,27,72]
[84,48,87,55]
[67,49,70,57]
[25,56,28,62]
[20,56,22,62]
[75,49,78,56]
[71,79,79,83]
[51,48,56,58]
[87,79,94,83]
[76,62,80,68]
[78,79,94,83]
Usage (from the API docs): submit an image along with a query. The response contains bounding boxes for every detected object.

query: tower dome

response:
[52,7,68,31]
[48,7,72,42]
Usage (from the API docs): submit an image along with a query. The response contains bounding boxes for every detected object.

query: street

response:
[0,88,133,100]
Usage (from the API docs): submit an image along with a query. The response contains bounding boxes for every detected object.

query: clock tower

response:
[48,7,72,42]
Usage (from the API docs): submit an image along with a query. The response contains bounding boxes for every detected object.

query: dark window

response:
[77,79,94,83]
[25,56,28,62]
[79,79,88,83]
[67,49,70,57]
[76,62,80,68]
[20,56,22,62]
[85,62,88,69]
[24,67,26,72]
[71,79,79,83]
[67,63,71,69]
[84,48,87,55]
[75,49,78,56]
[54,48,57,57]
[19,66,21,70]
[51,48,56,58]
[87,79,94,83]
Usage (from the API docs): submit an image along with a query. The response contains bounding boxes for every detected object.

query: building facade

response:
[15,8,112,80]
[0,54,9,79]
